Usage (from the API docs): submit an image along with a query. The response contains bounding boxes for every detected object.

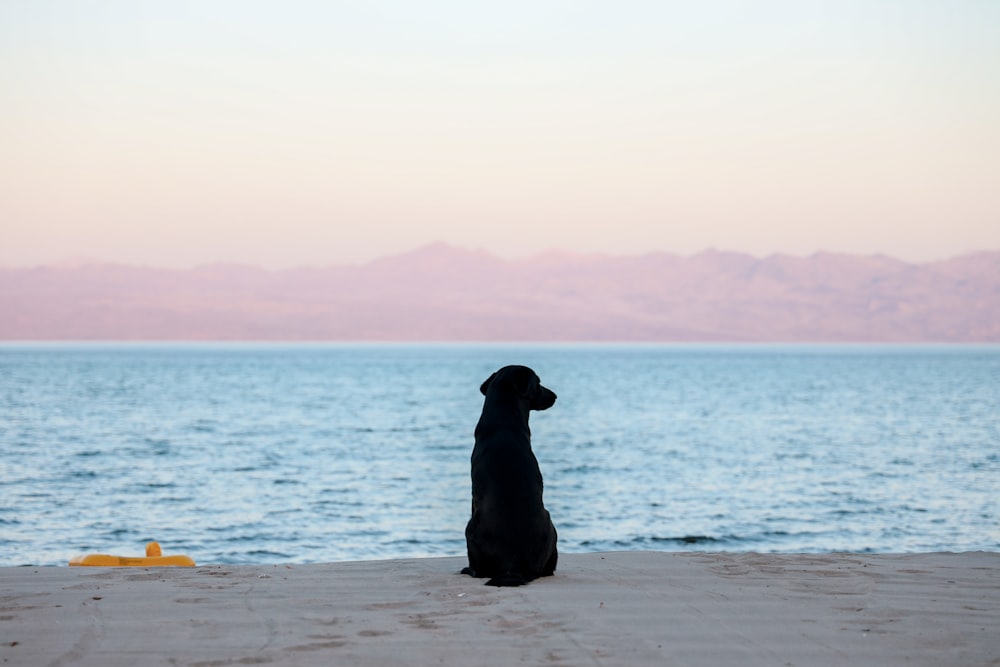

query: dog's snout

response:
[532,386,556,411]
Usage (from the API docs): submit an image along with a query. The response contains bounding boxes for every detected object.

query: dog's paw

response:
[460,566,477,577]
[485,572,530,587]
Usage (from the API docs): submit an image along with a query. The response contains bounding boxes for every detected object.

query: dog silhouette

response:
[462,365,558,586]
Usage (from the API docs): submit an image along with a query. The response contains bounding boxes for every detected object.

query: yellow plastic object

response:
[69,541,196,567]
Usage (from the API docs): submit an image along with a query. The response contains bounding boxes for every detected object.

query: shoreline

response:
[2,551,997,666]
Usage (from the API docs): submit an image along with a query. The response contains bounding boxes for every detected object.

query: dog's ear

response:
[480,372,497,396]
[531,386,557,411]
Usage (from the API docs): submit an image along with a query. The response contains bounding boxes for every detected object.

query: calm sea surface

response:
[1,343,997,567]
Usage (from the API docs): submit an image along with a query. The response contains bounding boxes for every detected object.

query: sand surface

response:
[2,551,997,666]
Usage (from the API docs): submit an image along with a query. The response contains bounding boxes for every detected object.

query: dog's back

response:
[463,365,558,586]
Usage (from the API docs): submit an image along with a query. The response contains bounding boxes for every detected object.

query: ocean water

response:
[1,343,997,567]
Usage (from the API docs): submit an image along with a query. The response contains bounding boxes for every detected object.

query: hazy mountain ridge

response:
[2,244,998,341]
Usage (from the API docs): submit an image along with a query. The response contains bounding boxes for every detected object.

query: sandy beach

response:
[2,551,997,666]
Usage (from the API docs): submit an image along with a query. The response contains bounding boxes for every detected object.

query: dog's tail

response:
[485,572,530,587]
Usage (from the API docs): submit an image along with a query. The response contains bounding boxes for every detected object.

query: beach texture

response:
[2,551,997,666]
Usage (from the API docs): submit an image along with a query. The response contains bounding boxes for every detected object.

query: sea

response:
[1,343,997,567]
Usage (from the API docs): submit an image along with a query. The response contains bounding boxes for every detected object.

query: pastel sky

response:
[2,1,998,268]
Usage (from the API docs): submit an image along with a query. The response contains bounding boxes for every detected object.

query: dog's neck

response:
[474,393,532,439]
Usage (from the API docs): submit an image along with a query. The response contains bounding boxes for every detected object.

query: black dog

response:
[461,365,558,587]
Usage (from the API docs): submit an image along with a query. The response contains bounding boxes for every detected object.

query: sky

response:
[2,1,998,269]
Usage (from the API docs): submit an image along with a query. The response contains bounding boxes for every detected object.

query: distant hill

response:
[2,244,998,341]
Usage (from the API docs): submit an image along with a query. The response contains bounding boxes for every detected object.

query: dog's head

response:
[480,365,557,411]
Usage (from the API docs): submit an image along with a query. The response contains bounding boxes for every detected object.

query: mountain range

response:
[2,243,998,341]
